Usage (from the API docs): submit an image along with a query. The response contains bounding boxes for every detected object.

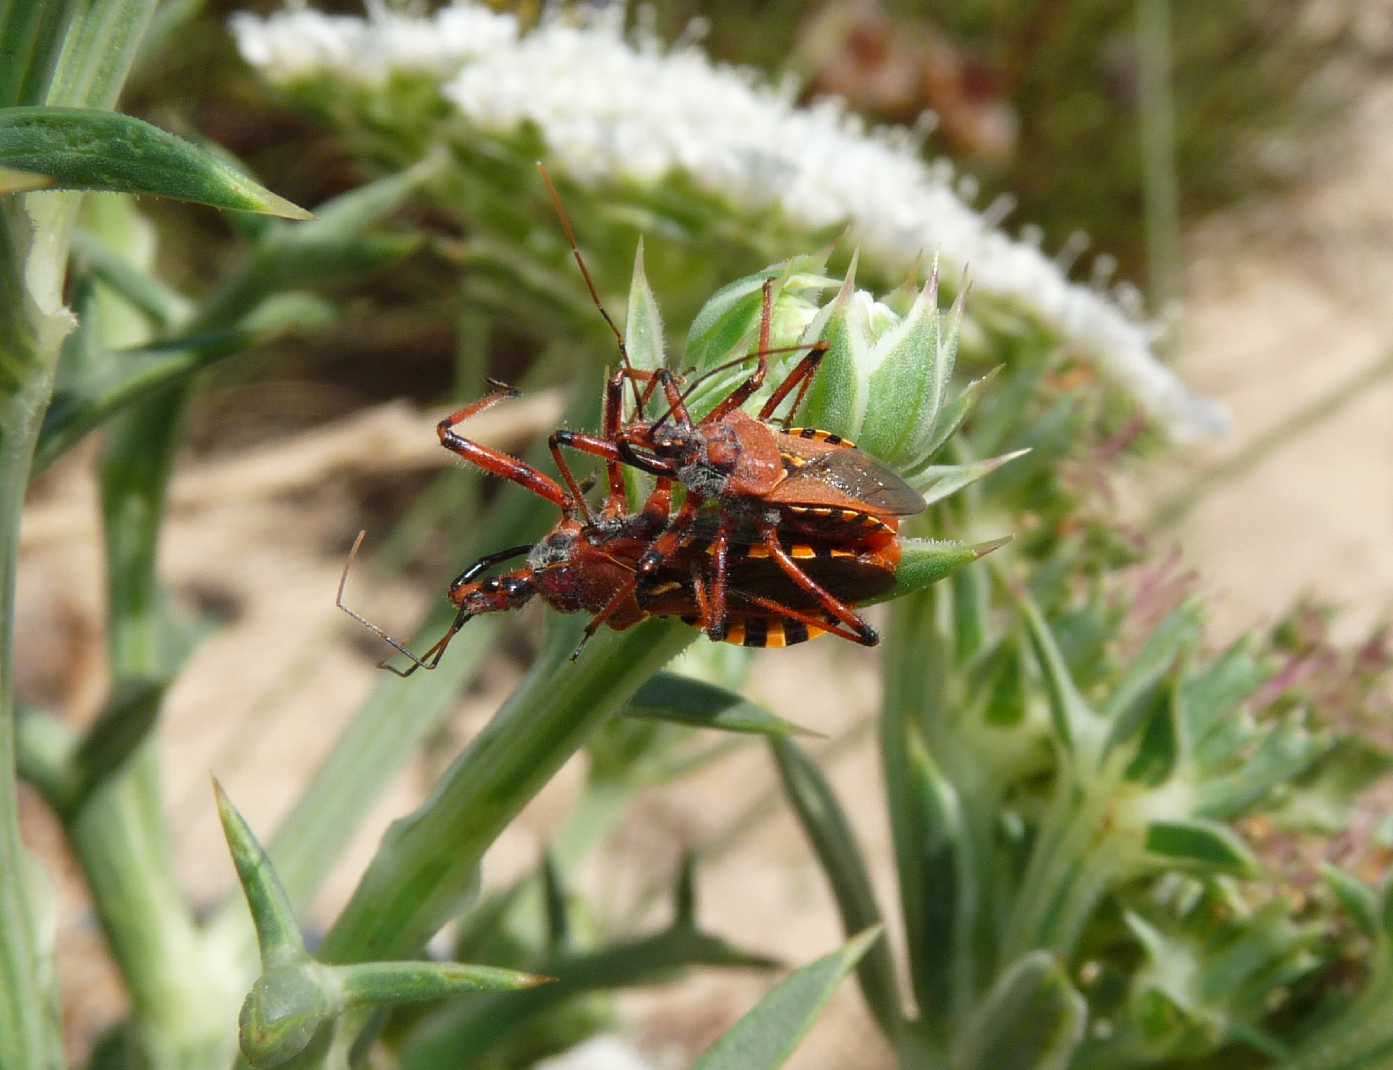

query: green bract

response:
[678,253,994,491]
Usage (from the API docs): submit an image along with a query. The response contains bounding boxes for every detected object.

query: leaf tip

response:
[972,535,1014,559]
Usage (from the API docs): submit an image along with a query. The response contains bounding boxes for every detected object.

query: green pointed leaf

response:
[1018,593,1104,757]
[858,273,954,469]
[915,447,1031,505]
[1195,721,1325,820]
[1321,865,1379,939]
[683,251,833,375]
[70,228,192,328]
[953,952,1086,1070]
[921,365,1002,464]
[684,269,770,373]
[214,779,303,966]
[880,537,1004,604]
[770,738,902,1041]
[1265,738,1393,834]
[0,107,311,217]
[1103,605,1204,753]
[68,677,167,809]
[692,928,882,1070]
[624,237,664,376]
[541,849,569,951]
[798,262,870,441]
[623,672,819,738]
[1144,819,1258,876]
[401,920,776,1064]
[334,960,552,1007]
[1180,639,1273,771]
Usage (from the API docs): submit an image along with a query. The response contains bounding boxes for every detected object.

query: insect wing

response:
[773,446,926,517]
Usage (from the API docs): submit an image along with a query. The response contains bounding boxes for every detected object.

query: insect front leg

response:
[438,384,572,514]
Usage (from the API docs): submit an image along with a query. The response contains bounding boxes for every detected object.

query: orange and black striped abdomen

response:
[677,612,834,648]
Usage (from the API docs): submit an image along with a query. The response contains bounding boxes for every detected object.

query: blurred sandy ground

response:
[16,62,1393,1070]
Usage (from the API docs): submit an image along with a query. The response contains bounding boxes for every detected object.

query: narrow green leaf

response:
[335,960,552,1007]
[624,237,664,375]
[954,952,1086,1070]
[692,928,882,1070]
[770,738,902,1041]
[541,849,569,951]
[0,107,311,217]
[1144,819,1258,876]
[623,672,819,738]
[921,365,1002,463]
[69,677,167,809]
[36,328,262,471]
[1321,865,1379,939]
[1102,604,1203,755]
[915,447,1031,505]
[402,922,775,1064]
[880,537,1005,604]
[70,228,192,327]
[213,779,304,966]
[1017,592,1103,756]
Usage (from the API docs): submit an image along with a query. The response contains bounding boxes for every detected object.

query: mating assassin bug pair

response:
[337,167,926,674]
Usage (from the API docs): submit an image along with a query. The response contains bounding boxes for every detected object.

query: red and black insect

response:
[531,167,926,649]
[336,390,901,674]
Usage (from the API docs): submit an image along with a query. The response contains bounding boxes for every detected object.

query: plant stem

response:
[320,619,695,965]
[1137,0,1181,319]
[0,363,65,1067]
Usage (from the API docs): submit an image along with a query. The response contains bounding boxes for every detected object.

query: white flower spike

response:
[231,2,1229,439]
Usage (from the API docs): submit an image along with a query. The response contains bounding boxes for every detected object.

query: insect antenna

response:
[336,530,445,675]
[537,162,647,420]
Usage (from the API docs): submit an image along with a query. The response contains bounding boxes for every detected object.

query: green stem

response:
[0,366,64,1067]
[321,619,695,965]
[1136,0,1181,318]
[1001,781,1122,962]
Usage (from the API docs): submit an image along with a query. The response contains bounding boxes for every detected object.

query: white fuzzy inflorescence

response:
[231,3,1228,439]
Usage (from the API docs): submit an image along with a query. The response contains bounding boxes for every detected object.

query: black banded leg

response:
[758,525,878,646]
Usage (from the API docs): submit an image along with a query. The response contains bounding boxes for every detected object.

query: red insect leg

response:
[437,385,572,514]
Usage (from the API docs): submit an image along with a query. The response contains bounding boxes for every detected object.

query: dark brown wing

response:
[768,445,926,517]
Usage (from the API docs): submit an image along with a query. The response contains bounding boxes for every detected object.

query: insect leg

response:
[757,340,830,425]
[757,524,879,646]
[704,522,731,640]
[438,384,571,514]
[572,499,702,660]
[736,594,871,645]
[701,279,774,423]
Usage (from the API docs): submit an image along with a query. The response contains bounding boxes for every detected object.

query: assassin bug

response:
[338,509,901,676]
[532,167,925,650]
[335,389,902,674]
